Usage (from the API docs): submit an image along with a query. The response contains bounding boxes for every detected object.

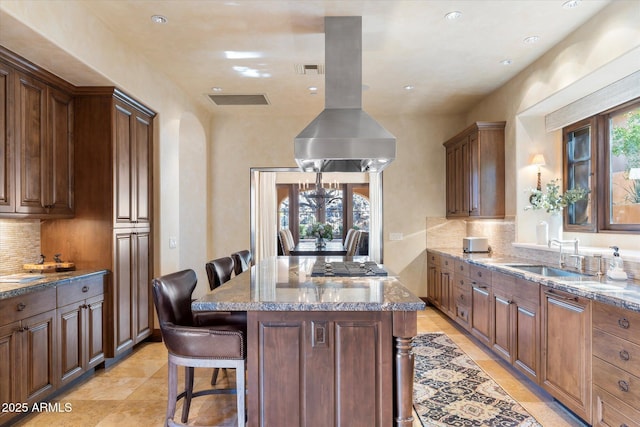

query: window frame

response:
[562,97,640,234]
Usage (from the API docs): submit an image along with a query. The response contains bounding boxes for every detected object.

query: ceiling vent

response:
[207,94,270,106]
[294,64,325,75]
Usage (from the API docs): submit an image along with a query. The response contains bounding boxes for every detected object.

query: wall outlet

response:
[389,232,403,241]
[169,237,177,249]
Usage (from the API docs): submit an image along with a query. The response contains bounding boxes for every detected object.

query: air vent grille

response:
[208,94,269,106]
[294,64,325,75]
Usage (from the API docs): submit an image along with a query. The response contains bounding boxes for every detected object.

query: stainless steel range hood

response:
[294,16,396,173]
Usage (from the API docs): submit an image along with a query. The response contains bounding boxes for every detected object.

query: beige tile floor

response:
[15,307,586,426]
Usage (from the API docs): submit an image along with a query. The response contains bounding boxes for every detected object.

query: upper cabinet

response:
[0,48,74,218]
[443,122,505,219]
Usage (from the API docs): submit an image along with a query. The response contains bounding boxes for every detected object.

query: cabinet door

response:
[133,230,151,342]
[0,321,20,425]
[45,86,73,216]
[15,71,47,214]
[541,287,592,423]
[21,309,56,403]
[113,230,135,354]
[492,287,513,363]
[86,294,105,368]
[0,61,13,213]
[445,147,456,216]
[469,133,480,216]
[57,302,83,386]
[512,297,539,384]
[133,112,151,226]
[471,283,492,346]
[427,265,439,307]
[440,270,454,318]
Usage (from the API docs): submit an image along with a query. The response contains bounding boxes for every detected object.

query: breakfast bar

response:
[193,256,426,427]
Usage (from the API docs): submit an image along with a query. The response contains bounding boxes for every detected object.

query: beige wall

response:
[209,113,463,295]
[465,0,640,252]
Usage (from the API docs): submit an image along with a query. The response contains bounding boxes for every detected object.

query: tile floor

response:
[15,307,586,426]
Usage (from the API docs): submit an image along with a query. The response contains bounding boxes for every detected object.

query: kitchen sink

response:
[502,264,587,278]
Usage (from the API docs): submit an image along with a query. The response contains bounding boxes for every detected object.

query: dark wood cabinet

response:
[443,121,505,219]
[0,287,57,425]
[541,286,592,424]
[57,274,106,387]
[426,252,440,307]
[0,49,74,218]
[0,60,13,213]
[248,311,393,427]
[41,88,155,358]
[440,256,455,318]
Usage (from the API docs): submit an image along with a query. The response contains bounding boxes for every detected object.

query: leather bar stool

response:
[231,250,252,276]
[152,269,246,427]
[206,256,235,290]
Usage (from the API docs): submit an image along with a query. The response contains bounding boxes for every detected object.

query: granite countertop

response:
[193,256,426,312]
[0,270,109,300]
[428,248,640,313]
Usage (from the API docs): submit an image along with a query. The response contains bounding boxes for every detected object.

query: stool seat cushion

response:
[161,322,245,359]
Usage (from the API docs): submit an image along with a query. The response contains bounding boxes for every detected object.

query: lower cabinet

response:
[0,288,57,426]
[541,286,592,424]
[470,265,492,347]
[248,311,393,426]
[592,302,640,426]
[426,253,440,307]
[57,274,106,387]
[0,272,107,426]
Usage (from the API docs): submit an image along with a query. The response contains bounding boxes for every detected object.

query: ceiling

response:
[1,0,613,117]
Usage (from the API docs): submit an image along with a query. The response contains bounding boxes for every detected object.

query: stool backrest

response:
[152,269,197,327]
[231,250,252,275]
[205,256,235,290]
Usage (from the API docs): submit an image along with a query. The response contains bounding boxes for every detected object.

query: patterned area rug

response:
[412,333,542,427]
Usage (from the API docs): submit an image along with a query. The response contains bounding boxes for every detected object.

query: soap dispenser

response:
[607,246,628,281]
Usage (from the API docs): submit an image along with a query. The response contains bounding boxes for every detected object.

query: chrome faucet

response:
[549,238,579,268]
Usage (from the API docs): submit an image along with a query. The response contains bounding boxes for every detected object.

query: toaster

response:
[463,237,489,253]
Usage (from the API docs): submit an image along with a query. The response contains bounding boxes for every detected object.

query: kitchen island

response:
[193,256,425,427]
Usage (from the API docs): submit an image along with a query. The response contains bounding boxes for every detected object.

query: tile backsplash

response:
[0,219,41,274]
[426,216,516,255]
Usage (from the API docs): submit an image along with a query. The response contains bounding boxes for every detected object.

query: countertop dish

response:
[193,256,425,312]
[428,248,640,313]
[0,270,109,300]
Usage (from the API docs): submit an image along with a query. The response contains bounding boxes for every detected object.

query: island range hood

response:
[294,16,396,173]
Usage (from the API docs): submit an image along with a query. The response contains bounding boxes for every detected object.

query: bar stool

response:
[152,269,246,426]
[206,256,235,290]
[231,250,252,276]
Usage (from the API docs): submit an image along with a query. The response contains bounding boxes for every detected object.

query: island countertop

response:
[192,256,426,312]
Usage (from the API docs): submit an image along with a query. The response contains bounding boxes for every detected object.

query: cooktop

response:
[311,261,388,277]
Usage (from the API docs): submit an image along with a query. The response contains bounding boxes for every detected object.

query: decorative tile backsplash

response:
[0,219,41,274]
[426,216,516,255]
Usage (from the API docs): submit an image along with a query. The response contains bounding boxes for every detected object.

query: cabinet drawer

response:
[470,265,492,283]
[594,302,640,346]
[492,271,514,293]
[456,284,471,307]
[427,252,440,266]
[593,328,640,378]
[441,256,454,270]
[593,357,640,409]
[593,385,640,427]
[0,287,56,324]
[456,304,470,324]
[515,278,539,304]
[455,260,470,276]
[57,275,105,307]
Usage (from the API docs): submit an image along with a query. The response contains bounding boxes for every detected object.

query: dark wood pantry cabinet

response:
[41,88,155,358]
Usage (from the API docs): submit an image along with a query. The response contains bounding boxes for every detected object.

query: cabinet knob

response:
[618,318,630,329]
[82,286,89,293]
[477,271,482,277]
[619,350,630,361]
[618,380,630,392]
[16,302,26,311]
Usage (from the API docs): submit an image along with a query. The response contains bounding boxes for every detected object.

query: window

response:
[562,98,640,233]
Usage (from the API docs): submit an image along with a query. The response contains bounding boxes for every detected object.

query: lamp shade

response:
[530,154,546,166]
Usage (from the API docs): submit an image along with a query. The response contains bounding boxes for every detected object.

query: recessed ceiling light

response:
[403,85,415,91]
[500,59,513,66]
[211,87,223,92]
[562,0,581,9]
[444,11,462,20]
[523,35,540,44]
[151,15,167,24]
